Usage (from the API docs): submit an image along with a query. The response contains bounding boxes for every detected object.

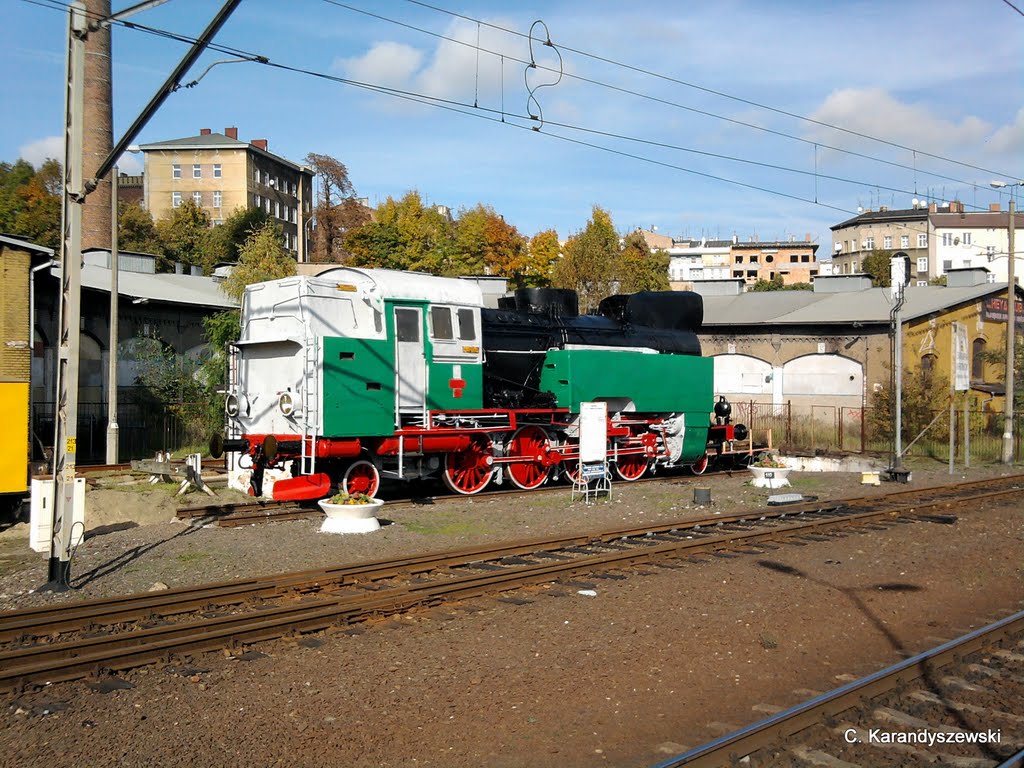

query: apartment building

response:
[638,230,819,290]
[830,201,1022,285]
[138,127,314,259]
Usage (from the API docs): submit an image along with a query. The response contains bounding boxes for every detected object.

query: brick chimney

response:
[199,128,211,136]
[929,203,937,213]
[949,200,964,213]
[251,139,268,151]
[990,203,1001,212]
[224,126,238,140]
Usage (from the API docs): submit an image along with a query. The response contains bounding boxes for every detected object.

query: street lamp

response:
[990,180,1021,464]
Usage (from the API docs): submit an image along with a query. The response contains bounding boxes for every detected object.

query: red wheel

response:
[689,453,709,475]
[614,452,649,481]
[442,435,494,495]
[343,460,380,497]
[506,426,550,490]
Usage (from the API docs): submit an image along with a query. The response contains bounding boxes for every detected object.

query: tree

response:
[155,199,212,273]
[10,159,62,249]
[617,231,669,293]
[552,206,620,313]
[453,204,528,281]
[346,191,453,273]
[118,202,163,254]
[868,360,950,451]
[862,249,893,287]
[0,159,37,234]
[206,205,269,264]
[524,229,560,288]
[305,152,355,262]
[221,222,297,303]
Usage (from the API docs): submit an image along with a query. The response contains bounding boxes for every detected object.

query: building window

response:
[883,235,892,249]
[916,280,928,286]
[942,233,954,246]
[254,194,261,208]
[962,232,971,246]
[917,257,928,272]
[735,255,743,264]
[987,272,996,283]
[943,260,953,271]
[172,164,181,179]
[852,261,859,272]
[801,254,810,262]
[918,234,928,248]
[901,235,910,248]
[213,190,222,208]
[213,164,222,178]
[253,167,259,183]
[921,353,937,381]
[275,201,281,218]
[972,338,986,380]
[172,191,182,207]
[192,191,202,206]
[865,237,875,250]
[192,164,201,179]
[790,255,798,262]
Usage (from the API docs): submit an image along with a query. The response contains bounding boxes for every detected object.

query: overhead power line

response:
[15,0,1005,220]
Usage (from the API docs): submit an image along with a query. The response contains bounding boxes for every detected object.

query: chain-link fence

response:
[727,400,1024,463]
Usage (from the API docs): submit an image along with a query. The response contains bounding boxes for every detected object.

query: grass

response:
[175,550,209,564]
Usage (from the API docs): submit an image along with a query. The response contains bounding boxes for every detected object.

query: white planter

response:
[318,498,384,534]
[748,466,792,489]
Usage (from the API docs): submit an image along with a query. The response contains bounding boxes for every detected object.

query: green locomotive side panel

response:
[322,336,396,437]
[539,349,713,413]
[427,362,484,411]
[539,349,713,463]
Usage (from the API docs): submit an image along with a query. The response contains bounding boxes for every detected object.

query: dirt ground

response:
[0,460,1021,767]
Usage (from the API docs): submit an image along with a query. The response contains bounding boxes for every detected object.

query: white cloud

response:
[335,41,424,90]
[19,135,62,166]
[808,88,990,154]
[987,107,1024,158]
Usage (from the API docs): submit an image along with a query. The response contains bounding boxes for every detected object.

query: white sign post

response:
[573,402,611,503]
[950,322,969,473]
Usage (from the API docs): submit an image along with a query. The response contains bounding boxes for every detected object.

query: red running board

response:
[272,473,331,501]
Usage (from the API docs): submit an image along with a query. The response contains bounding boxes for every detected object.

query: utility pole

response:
[48,1,87,589]
[106,167,119,464]
[82,0,113,250]
[46,0,242,589]
[1003,199,1016,464]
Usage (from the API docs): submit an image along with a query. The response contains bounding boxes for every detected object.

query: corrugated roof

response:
[55,263,237,309]
[0,235,54,256]
[702,284,1011,327]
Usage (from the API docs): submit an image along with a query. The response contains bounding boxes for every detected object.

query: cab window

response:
[457,308,476,340]
[431,306,454,340]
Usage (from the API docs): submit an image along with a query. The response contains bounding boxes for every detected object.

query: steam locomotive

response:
[212,267,715,499]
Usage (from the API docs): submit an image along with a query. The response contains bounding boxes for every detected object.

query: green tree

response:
[221,222,296,303]
[346,191,453,273]
[0,159,37,234]
[862,249,893,287]
[206,205,269,265]
[617,231,669,293]
[552,206,620,312]
[868,361,950,451]
[118,202,163,254]
[155,199,212,273]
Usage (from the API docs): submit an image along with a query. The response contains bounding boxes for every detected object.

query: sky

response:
[3,0,1023,254]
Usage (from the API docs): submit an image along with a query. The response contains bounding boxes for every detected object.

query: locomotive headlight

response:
[225,393,240,418]
[278,392,295,416]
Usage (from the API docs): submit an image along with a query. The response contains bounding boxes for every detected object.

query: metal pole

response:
[964,392,970,468]
[1002,199,1016,464]
[48,1,87,590]
[894,301,903,468]
[106,166,119,464]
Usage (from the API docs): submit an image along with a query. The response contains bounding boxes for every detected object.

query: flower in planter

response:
[751,454,787,469]
[327,491,376,505]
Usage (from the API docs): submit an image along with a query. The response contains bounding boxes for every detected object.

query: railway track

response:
[0,475,1020,692]
[655,609,1024,767]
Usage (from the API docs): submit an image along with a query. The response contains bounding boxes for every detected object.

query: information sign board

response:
[579,401,608,464]
[952,322,969,391]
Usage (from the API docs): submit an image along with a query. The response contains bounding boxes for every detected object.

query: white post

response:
[1002,199,1016,464]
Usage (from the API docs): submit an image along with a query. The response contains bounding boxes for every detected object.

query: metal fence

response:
[729,400,1024,463]
[31,400,190,465]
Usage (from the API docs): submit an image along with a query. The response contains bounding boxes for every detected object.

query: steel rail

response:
[1,478,1021,643]
[652,609,1024,768]
[0,485,1019,689]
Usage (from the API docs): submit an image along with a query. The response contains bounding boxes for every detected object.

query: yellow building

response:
[0,236,53,514]
[139,127,314,260]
